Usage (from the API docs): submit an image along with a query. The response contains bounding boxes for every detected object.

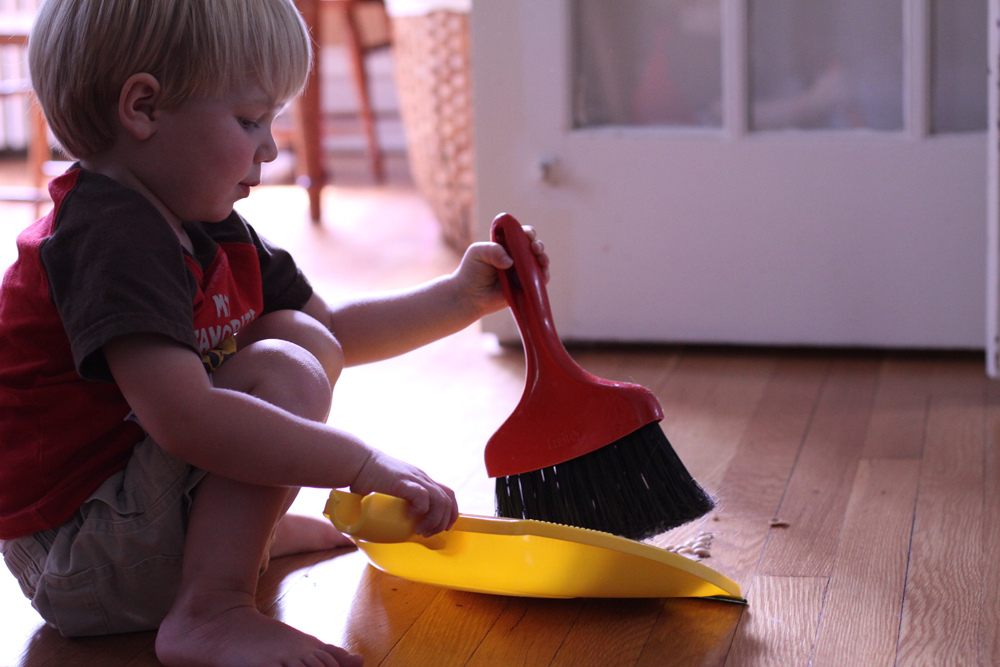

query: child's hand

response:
[349,449,459,537]
[454,225,550,317]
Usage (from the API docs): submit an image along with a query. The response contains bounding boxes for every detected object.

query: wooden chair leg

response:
[27,98,47,187]
[339,1,384,184]
[293,0,388,224]
[296,0,325,224]
[27,96,49,219]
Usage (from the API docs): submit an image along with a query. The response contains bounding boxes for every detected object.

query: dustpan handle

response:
[491,213,583,380]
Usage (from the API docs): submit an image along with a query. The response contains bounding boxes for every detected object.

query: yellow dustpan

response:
[324,490,744,602]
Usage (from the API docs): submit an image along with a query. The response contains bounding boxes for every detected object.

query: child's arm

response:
[303,227,548,366]
[104,333,458,536]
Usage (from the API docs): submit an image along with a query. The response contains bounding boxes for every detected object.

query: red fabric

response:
[0,169,275,539]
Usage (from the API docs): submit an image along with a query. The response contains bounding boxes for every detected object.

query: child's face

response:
[143,83,283,223]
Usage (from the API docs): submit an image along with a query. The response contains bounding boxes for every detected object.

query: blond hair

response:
[29,0,312,158]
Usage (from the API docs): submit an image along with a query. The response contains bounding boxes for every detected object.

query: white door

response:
[472,1,987,350]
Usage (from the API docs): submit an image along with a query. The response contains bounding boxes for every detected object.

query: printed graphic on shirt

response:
[187,242,264,362]
[195,307,256,356]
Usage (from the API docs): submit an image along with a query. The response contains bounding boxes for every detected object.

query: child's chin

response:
[204,205,237,222]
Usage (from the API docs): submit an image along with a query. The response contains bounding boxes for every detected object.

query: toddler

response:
[0,1,546,665]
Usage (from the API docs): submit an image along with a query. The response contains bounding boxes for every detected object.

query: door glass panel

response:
[748,0,903,131]
[572,0,722,128]
[931,0,987,134]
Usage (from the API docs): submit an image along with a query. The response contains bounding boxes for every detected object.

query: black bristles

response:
[495,422,715,541]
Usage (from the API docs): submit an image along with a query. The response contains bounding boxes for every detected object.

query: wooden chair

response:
[294,0,391,224]
[0,11,50,212]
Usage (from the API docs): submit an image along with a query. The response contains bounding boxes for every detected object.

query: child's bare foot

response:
[270,513,354,558]
[156,591,363,667]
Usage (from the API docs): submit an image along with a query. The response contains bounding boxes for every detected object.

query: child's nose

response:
[257,131,279,163]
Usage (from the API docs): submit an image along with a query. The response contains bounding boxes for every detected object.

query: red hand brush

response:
[488,213,714,540]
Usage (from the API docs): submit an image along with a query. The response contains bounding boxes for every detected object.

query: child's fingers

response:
[401,483,430,517]
[495,226,548,269]
[532,239,548,264]
[413,508,444,537]
[438,485,459,531]
[477,241,513,269]
[411,484,458,537]
[415,501,451,536]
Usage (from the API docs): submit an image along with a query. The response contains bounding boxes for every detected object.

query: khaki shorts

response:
[1,438,207,637]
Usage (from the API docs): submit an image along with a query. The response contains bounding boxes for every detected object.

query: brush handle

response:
[491,213,587,384]
[487,213,664,477]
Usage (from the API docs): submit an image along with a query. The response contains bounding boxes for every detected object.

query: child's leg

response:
[156,334,360,666]
[230,312,354,556]
[155,476,360,667]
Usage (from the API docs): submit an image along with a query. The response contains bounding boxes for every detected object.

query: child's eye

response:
[239,117,261,130]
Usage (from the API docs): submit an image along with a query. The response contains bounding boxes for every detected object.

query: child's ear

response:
[118,73,162,140]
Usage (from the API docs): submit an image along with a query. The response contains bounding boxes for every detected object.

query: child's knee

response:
[238,310,344,388]
[284,315,344,388]
[214,339,333,422]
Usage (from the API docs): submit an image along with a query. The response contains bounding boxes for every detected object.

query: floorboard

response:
[548,599,662,667]
[811,458,920,667]
[725,575,827,667]
[708,355,829,592]
[756,356,880,577]
[896,395,985,666]
[379,590,506,667]
[337,562,443,662]
[860,354,933,459]
[465,598,583,667]
[983,389,1000,666]
[635,599,742,667]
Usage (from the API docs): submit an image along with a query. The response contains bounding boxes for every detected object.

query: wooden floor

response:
[1,161,997,665]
